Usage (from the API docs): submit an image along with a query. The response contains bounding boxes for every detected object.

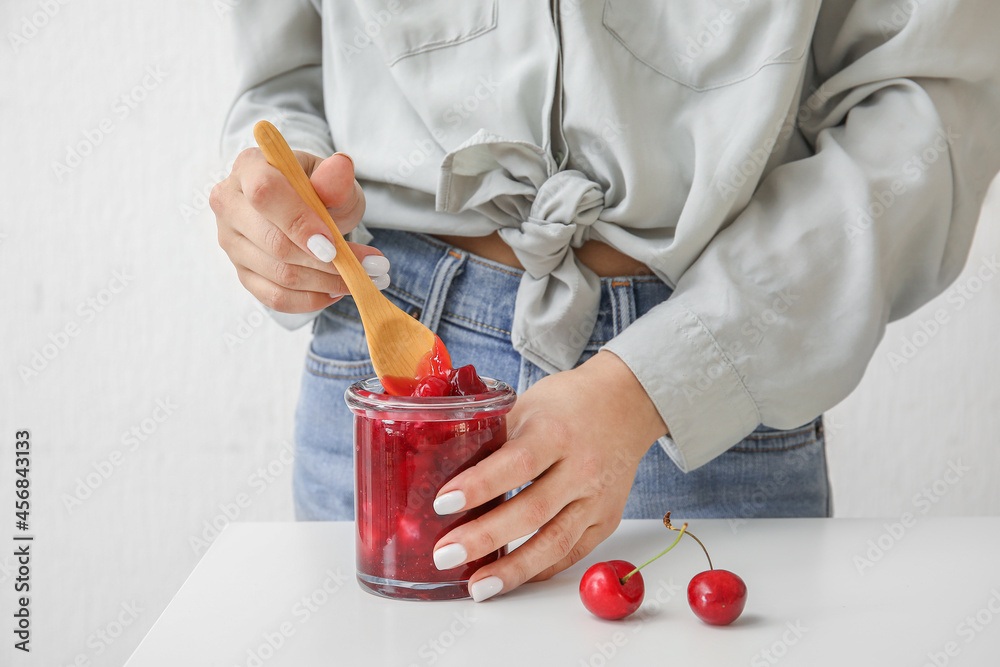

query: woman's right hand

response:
[210,148,388,313]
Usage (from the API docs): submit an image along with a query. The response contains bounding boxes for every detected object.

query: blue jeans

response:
[294,230,831,521]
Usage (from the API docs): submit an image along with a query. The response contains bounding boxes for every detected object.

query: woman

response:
[211,1,1000,602]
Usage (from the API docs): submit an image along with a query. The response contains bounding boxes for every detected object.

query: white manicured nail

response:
[433,543,467,571]
[307,235,336,263]
[470,576,503,602]
[433,490,467,515]
[372,273,390,291]
[362,255,390,276]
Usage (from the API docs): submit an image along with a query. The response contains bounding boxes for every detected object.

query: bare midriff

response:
[432,232,652,277]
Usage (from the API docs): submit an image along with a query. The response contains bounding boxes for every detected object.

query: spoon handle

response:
[253,120,376,300]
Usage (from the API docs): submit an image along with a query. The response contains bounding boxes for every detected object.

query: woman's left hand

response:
[431,351,669,601]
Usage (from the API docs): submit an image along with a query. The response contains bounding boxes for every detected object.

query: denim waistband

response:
[368,229,673,350]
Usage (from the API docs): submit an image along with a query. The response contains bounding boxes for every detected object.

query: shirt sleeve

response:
[221,0,332,161]
[602,0,1000,471]
[221,0,333,331]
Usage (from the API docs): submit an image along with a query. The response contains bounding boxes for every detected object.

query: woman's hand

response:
[431,351,669,601]
[211,148,387,313]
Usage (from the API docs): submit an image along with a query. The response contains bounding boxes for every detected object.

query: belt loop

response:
[420,248,467,333]
[608,278,636,336]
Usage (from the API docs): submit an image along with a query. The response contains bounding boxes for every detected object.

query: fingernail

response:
[433,490,466,516]
[333,151,354,169]
[432,543,467,570]
[470,576,503,602]
[307,234,336,263]
[361,255,390,276]
[328,293,342,300]
[372,273,390,291]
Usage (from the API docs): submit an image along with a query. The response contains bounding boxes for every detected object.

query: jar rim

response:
[344,376,516,417]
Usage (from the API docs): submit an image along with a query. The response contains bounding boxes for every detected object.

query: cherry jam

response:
[345,376,515,600]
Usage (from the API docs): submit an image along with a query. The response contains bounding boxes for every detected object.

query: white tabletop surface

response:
[126,518,1000,666]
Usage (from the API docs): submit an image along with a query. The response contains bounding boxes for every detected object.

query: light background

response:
[1,2,997,666]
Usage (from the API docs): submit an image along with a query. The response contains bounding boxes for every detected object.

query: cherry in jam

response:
[380,336,453,396]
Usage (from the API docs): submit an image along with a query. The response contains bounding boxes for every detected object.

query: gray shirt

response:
[222,0,1000,471]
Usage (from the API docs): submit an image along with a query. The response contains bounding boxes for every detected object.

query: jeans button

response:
[408,306,422,320]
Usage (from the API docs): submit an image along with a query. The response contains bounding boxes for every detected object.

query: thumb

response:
[311,153,358,210]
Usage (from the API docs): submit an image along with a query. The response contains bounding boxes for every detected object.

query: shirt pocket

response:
[353,0,498,67]
[602,0,816,92]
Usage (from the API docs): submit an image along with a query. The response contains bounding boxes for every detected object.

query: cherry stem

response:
[663,511,713,570]
[621,523,687,584]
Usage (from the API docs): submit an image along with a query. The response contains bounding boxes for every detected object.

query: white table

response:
[126,519,1000,666]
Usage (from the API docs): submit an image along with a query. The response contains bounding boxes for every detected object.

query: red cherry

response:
[413,375,452,397]
[687,570,747,626]
[414,335,453,380]
[579,560,645,620]
[449,365,488,396]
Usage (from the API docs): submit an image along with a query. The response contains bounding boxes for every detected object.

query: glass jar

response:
[345,377,515,600]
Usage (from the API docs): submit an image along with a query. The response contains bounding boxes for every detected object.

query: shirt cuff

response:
[265,308,321,331]
[601,301,761,472]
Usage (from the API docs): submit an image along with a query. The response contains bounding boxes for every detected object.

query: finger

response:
[433,474,566,567]
[236,150,346,263]
[234,266,342,314]
[311,153,366,233]
[228,233,352,296]
[433,436,557,515]
[223,194,387,277]
[528,522,616,583]
[464,502,592,602]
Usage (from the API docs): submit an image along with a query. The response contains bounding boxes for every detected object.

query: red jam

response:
[346,368,515,600]
[380,336,454,396]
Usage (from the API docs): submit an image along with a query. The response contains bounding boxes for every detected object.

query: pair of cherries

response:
[579,513,747,625]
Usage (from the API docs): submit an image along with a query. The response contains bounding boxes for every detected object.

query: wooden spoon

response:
[253,120,440,392]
